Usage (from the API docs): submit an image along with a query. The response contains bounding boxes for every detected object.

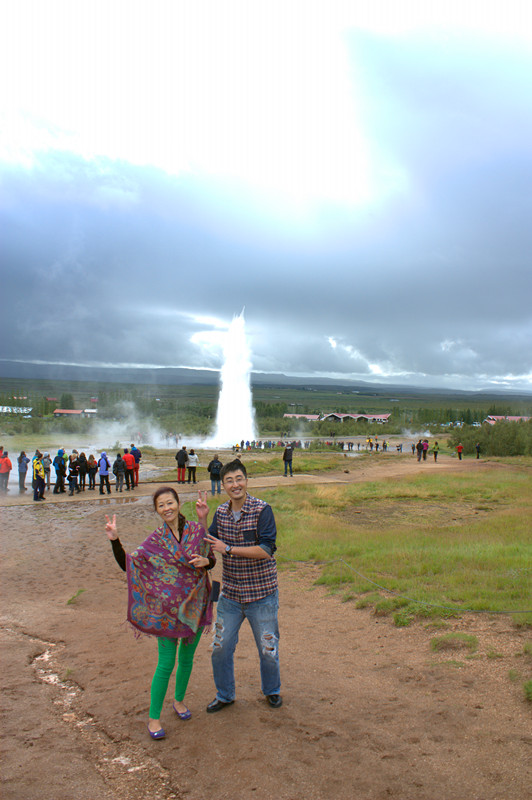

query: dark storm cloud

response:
[2,26,532,391]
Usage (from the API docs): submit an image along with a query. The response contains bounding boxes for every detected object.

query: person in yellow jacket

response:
[33,452,45,502]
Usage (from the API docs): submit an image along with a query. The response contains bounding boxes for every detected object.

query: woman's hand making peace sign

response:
[104,514,118,541]
[195,490,209,526]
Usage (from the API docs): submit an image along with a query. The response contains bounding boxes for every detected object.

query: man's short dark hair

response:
[221,459,247,481]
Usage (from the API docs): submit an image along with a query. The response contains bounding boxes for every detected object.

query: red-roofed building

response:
[53,409,83,417]
[321,413,391,424]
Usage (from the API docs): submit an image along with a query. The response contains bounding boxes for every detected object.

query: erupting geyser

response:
[208,311,257,447]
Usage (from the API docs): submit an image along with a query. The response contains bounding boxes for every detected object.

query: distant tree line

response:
[448,421,532,456]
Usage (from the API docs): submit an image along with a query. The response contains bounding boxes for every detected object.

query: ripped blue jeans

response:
[212,590,280,702]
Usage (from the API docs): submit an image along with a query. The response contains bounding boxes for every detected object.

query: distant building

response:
[53,408,98,418]
[320,413,391,424]
[0,406,32,415]
[483,415,531,425]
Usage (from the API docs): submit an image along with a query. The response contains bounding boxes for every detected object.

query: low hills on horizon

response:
[1,359,531,403]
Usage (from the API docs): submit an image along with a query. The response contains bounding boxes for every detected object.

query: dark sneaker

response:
[266,694,283,708]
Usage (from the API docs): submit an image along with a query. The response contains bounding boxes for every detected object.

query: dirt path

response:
[1,456,531,800]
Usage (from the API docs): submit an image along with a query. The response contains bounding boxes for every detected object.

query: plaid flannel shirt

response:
[209,494,278,603]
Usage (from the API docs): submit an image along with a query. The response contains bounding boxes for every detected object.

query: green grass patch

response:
[393,611,413,627]
[424,620,449,630]
[430,633,478,653]
[524,680,532,702]
[341,592,357,603]
[355,593,381,609]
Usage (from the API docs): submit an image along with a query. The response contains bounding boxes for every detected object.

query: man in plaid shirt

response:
[198,459,282,711]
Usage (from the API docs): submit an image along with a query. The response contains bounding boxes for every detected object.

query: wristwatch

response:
[225,544,233,555]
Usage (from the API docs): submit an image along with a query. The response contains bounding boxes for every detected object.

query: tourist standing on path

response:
[282,443,294,476]
[53,449,67,493]
[98,451,112,494]
[17,451,30,492]
[187,449,199,484]
[122,448,136,491]
[475,443,481,459]
[432,441,439,462]
[207,454,223,495]
[87,454,98,490]
[130,443,142,486]
[78,452,88,490]
[175,446,188,484]
[0,450,12,492]
[416,440,423,462]
[456,443,464,460]
[33,452,46,501]
[67,451,80,495]
[199,459,282,713]
[42,452,52,489]
[422,440,429,461]
[103,488,215,739]
[113,453,126,492]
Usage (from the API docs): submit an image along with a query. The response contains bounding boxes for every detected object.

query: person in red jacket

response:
[456,443,464,460]
[122,448,136,490]
[130,443,142,486]
[0,450,12,492]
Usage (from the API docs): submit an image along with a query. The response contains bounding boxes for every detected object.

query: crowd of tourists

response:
[0,443,142,500]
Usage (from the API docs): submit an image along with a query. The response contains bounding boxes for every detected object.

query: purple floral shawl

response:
[126,520,213,640]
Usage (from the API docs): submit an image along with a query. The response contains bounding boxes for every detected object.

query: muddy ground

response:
[1,456,531,800]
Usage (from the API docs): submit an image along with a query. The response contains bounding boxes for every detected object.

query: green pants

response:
[149,629,202,719]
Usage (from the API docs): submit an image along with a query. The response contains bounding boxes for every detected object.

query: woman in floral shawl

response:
[104,487,215,740]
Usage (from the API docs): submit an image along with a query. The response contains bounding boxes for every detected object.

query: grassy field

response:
[4,429,531,628]
[155,448,378,483]
[186,458,532,628]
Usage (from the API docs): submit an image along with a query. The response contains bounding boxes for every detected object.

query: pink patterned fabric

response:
[126,521,213,640]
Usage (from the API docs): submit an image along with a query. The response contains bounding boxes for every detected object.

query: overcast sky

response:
[1,0,531,392]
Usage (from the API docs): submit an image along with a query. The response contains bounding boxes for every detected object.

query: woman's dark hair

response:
[152,486,186,537]
[18,451,26,463]
[220,458,247,481]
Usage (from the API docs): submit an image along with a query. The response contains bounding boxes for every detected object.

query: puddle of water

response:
[96,496,139,505]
